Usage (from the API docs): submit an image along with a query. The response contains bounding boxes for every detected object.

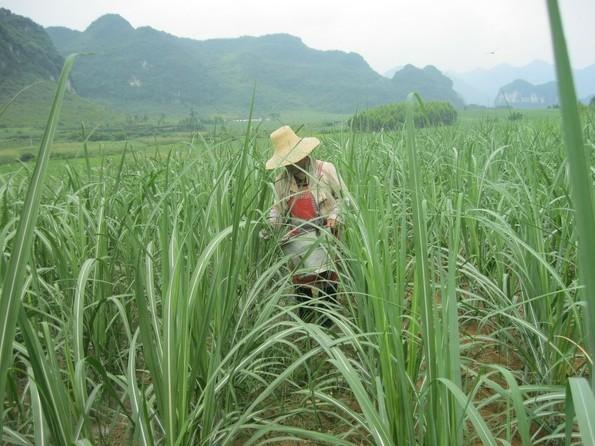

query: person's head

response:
[266,126,320,171]
[286,156,310,176]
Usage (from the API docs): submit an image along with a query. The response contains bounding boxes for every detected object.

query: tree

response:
[349,101,457,132]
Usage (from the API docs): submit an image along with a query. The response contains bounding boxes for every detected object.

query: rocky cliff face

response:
[495,79,558,108]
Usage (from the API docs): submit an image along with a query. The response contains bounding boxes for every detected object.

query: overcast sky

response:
[2,0,594,74]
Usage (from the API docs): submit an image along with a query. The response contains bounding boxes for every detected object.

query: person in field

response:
[264,125,345,325]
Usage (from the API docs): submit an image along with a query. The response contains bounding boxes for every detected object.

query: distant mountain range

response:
[495,79,558,108]
[0,8,464,120]
[44,13,463,114]
[383,66,403,79]
[3,6,591,123]
[448,60,555,105]
[384,60,595,106]
[449,61,595,106]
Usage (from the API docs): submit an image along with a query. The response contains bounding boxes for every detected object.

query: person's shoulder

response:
[317,160,338,177]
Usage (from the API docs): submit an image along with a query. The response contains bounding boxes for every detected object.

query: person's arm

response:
[323,162,346,228]
[268,178,286,229]
[268,204,283,228]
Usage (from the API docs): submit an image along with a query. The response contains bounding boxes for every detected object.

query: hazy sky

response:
[2,0,594,74]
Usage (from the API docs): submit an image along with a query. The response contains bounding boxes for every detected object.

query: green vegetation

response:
[546,0,595,390]
[349,100,457,131]
[1,84,594,445]
[391,65,463,106]
[45,14,463,115]
[545,1,595,440]
[1,1,594,444]
[0,81,120,129]
[0,8,63,86]
[1,7,466,126]
[458,106,560,124]
[495,79,558,108]
[0,53,79,436]
[0,8,123,130]
[0,136,179,166]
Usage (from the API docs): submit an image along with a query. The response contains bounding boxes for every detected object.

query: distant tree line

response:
[349,101,457,132]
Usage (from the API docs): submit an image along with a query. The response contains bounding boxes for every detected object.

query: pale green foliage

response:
[2,108,594,444]
[1,14,594,440]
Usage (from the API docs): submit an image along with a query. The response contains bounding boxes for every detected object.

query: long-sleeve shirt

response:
[268,160,345,229]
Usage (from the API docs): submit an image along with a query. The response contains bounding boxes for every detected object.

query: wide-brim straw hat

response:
[266,125,320,170]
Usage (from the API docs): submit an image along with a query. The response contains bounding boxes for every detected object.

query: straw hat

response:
[266,125,320,170]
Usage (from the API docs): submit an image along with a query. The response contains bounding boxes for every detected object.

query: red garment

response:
[286,162,324,222]
[285,174,338,286]
[286,190,319,238]
[288,190,318,220]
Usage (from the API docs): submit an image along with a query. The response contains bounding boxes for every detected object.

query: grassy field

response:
[0,107,569,171]
[0,102,593,444]
[457,106,562,124]
[0,80,123,129]
[0,135,192,169]
[1,4,594,442]
[0,108,350,167]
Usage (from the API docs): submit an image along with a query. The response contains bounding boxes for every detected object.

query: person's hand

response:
[258,229,270,240]
[325,218,337,229]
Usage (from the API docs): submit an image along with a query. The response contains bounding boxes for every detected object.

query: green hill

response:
[0,7,63,93]
[391,65,463,106]
[1,8,464,124]
[0,8,121,128]
[46,14,464,114]
[494,79,558,108]
[0,81,119,129]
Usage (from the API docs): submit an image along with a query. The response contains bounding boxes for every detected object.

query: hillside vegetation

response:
[0,81,120,129]
[495,79,558,108]
[349,101,458,131]
[2,109,593,444]
[46,14,464,114]
[0,9,120,128]
[1,2,595,445]
[1,8,466,125]
[0,7,63,97]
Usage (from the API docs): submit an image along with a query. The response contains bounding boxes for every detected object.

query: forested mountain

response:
[447,60,595,106]
[0,8,117,128]
[449,61,555,106]
[0,7,63,94]
[1,8,464,120]
[391,65,462,106]
[494,79,558,108]
[46,14,463,113]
